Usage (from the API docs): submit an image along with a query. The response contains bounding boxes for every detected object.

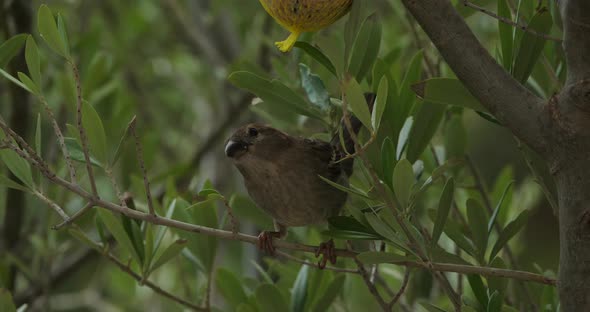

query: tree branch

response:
[401,0,547,153]
[561,0,590,84]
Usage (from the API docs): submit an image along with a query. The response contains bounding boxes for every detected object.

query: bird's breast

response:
[235,154,347,227]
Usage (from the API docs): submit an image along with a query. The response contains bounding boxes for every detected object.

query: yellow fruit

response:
[259,0,353,52]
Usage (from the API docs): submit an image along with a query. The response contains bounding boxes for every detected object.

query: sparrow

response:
[225,94,375,267]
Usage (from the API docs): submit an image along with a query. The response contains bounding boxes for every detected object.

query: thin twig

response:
[389,269,410,309]
[128,117,156,216]
[32,190,70,220]
[221,196,239,235]
[52,202,94,230]
[39,96,77,183]
[349,242,390,311]
[0,117,558,286]
[69,61,99,198]
[462,0,562,42]
[466,155,538,310]
[275,250,359,274]
[341,89,462,309]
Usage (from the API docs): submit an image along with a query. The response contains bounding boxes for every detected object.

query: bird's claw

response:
[257,231,280,255]
[315,239,337,269]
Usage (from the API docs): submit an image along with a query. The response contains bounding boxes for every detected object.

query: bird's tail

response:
[330,93,376,175]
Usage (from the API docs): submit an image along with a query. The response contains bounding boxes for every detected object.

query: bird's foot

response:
[315,239,337,269]
[257,231,282,255]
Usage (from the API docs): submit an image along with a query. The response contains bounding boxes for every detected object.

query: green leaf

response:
[432,178,454,246]
[64,137,103,167]
[291,265,309,312]
[318,175,370,199]
[323,229,381,240]
[392,159,414,209]
[357,251,416,264]
[311,274,345,312]
[488,181,514,235]
[110,116,134,167]
[348,13,382,81]
[299,63,330,111]
[487,257,508,302]
[443,221,477,258]
[186,187,219,272]
[0,68,33,93]
[81,101,108,164]
[406,101,445,163]
[0,174,30,192]
[0,139,34,190]
[216,268,248,308]
[0,288,17,312]
[25,36,41,87]
[344,77,373,132]
[394,50,423,132]
[444,113,467,159]
[412,78,486,111]
[468,274,488,309]
[371,77,388,131]
[17,72,39,95]
[294,42,337,77]
[0,34,27,68]
[68,227,100,251]
[512,9,552,83]
[430,246,470,265]
[365,213,411,253]
[489,209,530,261]
[396,117,413,160]
[149,239,187,273]
[97,209,142,266]
[466,199,489,262]
[343,0,363,63]
[229,71,324,121]
[498,0,513,71]
[56,13,70,57]
[37,5,69,58]
[380,137,396,188]
[256,284,289,312]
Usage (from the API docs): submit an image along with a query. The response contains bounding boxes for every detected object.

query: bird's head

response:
[225,123,293,161]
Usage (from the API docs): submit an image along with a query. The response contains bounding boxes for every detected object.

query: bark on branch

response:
[401,0,547,152]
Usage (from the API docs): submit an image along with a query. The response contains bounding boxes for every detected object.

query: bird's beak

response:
[225,140,248,158]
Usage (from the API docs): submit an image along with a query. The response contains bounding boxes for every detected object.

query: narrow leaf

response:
[97,209,142,266]
[311,275,345,312]
[498,0,513,70]
[406,101,446,163]
[291,265,309,312]
[0,68,33,93]
[392,159,414,209]
[25,35,41,87]
[37,5,69,58]
[468,274,488,308]
[256,284,289,312]
[294,42,337,77]
[466,199,489,261]
[432,178,454,246]
[81,101,108,163]
[371,77,388,131]
[488,181,514,235]
[0,174,30,192]
[512,9,552,83]
[149,239,187,273]
[348,14,382,81]
[344,77,373,131]
[299,63,330,111]
[0,34,27,68]
[318,175,370,199]
[216,268,248,308]
[17,72,39,95]
[489,210,530,261]
[412,78,485,111]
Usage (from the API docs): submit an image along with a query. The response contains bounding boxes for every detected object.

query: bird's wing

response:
[299,138,343,180]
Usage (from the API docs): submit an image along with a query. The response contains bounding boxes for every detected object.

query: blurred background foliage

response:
[0,0,561,311]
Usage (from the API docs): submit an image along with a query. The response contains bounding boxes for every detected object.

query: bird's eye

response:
[248,127,258,137]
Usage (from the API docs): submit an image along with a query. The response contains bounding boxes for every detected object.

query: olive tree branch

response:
[69,60,99,198]
[0,117,557,287]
